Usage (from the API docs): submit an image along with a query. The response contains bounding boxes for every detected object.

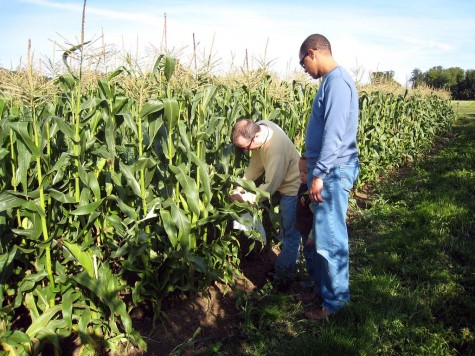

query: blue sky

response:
[1,0,474,85]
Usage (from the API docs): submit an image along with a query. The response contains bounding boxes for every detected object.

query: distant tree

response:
[370,71,399,85]
[425,66,448,89]
[410,68,424,88]
[446,67,465,97]
[409,66,475,99]
[457,69,475,100]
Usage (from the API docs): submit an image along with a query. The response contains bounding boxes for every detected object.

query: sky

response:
[1,0,474,85]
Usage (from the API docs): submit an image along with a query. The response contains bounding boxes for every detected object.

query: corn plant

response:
[0,54,457,354]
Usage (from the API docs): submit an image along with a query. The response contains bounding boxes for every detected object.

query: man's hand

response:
[309,177,324,203]
[229,193,245,203]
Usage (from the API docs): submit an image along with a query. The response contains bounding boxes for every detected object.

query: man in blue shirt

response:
[299,34,360,320]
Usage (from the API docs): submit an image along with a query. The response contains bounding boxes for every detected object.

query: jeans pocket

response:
[339,163,359,192]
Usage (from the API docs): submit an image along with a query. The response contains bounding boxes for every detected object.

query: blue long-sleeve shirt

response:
[305,66,359,180]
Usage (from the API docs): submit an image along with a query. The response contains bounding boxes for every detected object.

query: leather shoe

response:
[304,308,331,321]
[294,291,322,304]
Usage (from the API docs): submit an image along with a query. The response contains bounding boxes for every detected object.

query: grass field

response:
[186,102,475,355]
[452,100,475,118]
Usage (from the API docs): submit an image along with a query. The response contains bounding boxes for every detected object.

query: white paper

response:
[232,212,266,244]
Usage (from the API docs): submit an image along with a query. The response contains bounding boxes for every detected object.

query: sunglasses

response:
[300,48,318,68]
[300,52,309,68]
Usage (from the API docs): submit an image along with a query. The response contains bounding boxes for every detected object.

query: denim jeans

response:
[274,194,301,280]
[309,160,359,313]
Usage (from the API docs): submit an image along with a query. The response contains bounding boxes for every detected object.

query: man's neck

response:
[258,124,272,148]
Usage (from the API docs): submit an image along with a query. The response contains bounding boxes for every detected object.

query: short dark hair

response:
[232,118,260,144]
[300,34,332,57]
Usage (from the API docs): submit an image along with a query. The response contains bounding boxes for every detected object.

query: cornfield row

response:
[0,56,456,354]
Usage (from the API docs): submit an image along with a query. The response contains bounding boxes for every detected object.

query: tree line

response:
[370,67,475,100]
[410,67,475,100]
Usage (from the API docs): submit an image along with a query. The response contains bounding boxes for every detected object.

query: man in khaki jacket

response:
[231,118,301,285]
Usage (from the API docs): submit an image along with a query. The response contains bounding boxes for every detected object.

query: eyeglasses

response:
[244,136,255,150]
[300,52,309,68]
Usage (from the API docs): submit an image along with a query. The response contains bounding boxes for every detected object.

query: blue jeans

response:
[274,194,301,280]
[309,160,359,313]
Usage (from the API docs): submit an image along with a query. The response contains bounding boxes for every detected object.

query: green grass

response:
[206,103,475,355]
[452,100,475,119]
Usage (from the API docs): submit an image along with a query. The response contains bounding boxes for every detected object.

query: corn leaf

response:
[140,99,164,118]
[190,152,212,202]
[169,163,200,217]
[69,199,104,215]
[61,289,76,329]
[169,201,192,249]
[163,98,179,132]
[0,191,28,212]
[15,136,32,189]
[159,208,177,247]
[47,188,76,204]
[62,240,95,278]
[164,56,175,82]
[8,122,41,157]
[26,304,62,338]
[87,171,101,201]
[51,116,75,140]
[105,114,116,158]
[119,161,142,197]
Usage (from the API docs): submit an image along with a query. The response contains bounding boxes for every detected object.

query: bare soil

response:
[129,247,278,355]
